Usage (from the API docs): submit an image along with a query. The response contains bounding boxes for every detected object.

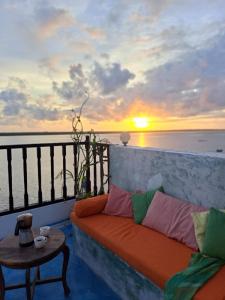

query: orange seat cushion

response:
[70,213,225,300]
[73,194,108,218]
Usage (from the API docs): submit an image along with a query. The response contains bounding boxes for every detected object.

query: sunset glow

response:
[1,1,225,132]
[133,117,150,129]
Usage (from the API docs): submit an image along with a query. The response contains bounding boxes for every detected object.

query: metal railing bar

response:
[0,141,109,150]
[107,145,110,193]
[73,144,78,197]
[37,147,42,204]
[85,136,91,194]
[7,148,14,211]
[92,144,97,196]
[50,145,55,202]
[22,148,29,208]
[99,145,104,194]
[62,145,67,200]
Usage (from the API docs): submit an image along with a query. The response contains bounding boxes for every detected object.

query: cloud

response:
[85,27,106,39]
[53,81,77,100]
[0,88,27,116]
[92,62,135,94]
[38,54,63,77]
[139,32,225,117]
[69,40,96,55]
[100,53,110,59]
[1,0,225,130]
[0,84,62,121]
[35,5,74,39]
[3,102,23,116]
[71,31,225,123]
[26,105,60,121]
[52,61,136,120]
[147,0,174,22]
[52,63,88,104]
[8,77,27,90]
[69,64,84,79]
[0,88,27,102]
[127,0,173,24]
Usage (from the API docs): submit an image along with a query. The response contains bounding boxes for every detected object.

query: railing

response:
[0,136,110,216]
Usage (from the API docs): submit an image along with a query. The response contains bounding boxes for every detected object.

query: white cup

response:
[40,226,51,237]
[34,236,47,249]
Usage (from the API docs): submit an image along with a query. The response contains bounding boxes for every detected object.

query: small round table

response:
[0,228,70,300]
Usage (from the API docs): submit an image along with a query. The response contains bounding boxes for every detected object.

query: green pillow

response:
[131,187,164,224]
[192,209,225,252]
[202,208,225,260]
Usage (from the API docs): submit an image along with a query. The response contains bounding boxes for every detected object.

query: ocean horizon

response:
[1,128,225,136]
[1,130,225,153]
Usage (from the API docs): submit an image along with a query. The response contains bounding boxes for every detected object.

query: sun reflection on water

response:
[137,132,147,147]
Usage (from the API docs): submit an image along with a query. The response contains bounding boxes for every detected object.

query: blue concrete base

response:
[72,224,163,300]
[2,225,120,300]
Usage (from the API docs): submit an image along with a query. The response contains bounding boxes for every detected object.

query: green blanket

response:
[164,253,224,300]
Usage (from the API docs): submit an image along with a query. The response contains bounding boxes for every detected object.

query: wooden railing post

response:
[22,147,29,208]
[73,144,78,197]
[85,135,91,194]
[62,145,67,200]
[37,147,42,204]
[107,145,110,193]
[99,145,104,195]
[92,143,97,196]
[7,148,14,211]
[50,145,55,202]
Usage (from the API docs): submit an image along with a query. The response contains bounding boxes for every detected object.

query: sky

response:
[1,0,225,132]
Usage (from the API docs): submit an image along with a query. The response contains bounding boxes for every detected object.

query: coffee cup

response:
[34,236,47,248]
[40,226,50,237]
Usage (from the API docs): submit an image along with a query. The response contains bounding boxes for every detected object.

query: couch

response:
[70,194,225,300]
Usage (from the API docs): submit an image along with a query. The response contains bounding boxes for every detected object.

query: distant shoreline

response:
[1,129,225,136]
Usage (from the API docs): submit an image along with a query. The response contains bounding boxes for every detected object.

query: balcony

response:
[0,137,114,300]
[0,140,225,300]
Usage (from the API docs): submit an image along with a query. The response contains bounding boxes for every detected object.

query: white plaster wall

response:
[110,145,225,208]
[0,199,75,239]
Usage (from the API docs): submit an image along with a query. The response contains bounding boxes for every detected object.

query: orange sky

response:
[4,114,222,133]
[1,1,225,132]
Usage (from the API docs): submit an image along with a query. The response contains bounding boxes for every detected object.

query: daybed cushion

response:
[103,184,133,217]
[74,194,108,217]
[142,191,206,249]
[70,212,225,300]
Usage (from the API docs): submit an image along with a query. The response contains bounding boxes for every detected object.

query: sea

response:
[0,130,225,212]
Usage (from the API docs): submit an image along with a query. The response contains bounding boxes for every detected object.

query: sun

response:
[133,117,150,129]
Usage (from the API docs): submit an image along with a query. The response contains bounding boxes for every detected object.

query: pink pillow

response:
[142,191,206,249]
[103,184,133,217]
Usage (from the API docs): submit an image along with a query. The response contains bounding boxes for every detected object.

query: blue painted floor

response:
[2,224,121,300]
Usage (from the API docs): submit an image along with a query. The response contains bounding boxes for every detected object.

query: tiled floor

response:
[2,224,121,300]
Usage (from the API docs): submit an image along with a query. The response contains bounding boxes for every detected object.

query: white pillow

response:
[147,173,163,191]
